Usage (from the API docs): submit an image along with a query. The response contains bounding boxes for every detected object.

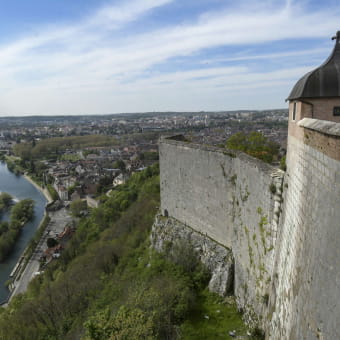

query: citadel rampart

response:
[155,117,339,339]
[268,119,340,340]
[153,33,340,338]
[158,136,285,328]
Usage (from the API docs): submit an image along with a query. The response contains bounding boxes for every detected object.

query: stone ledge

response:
[298,118,340,136]
[159,135,279,175]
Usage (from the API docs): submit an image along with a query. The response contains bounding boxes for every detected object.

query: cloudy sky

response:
[0,0,339,116]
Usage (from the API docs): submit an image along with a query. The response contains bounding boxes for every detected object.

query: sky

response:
[0,0,339,116]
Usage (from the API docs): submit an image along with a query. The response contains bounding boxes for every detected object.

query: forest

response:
[0,164,253,340]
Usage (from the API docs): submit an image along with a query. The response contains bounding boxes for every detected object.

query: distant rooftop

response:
[287,31,340,100]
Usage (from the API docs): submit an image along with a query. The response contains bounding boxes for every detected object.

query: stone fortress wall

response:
[268,119,340,340]
[159,136,285,329]
[156,117,339,339]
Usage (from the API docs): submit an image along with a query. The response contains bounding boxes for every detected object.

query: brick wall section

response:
[268,127,340,339]
[309,97,340,122]
[288,98,340,141]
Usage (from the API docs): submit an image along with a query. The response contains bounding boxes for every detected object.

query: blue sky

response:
[0,0,339,116]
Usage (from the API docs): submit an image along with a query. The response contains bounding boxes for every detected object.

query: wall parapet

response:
[159,136,277,175]
[291,118,340,161]
[298,118,340,136]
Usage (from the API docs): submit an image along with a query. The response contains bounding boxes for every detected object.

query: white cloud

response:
[0,0,339,115]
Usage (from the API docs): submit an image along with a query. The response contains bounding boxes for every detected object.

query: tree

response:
[113,160,126,172]
[226,131,280,163]
[47,238,58,248]
[10,199,34,224]
[0,192,13,212]
[84,307,155,340]
[97,176,113,194]
[70,199,87,217]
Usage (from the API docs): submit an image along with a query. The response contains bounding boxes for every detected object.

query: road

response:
[9,208,73,300]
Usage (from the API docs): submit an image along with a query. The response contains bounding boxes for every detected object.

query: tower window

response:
[292,102,297,121]
[333,107,340,116]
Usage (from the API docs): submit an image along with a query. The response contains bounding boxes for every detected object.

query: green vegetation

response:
[83,149,100,157]
[70,199,88,217]
[10,199,35,224]
[60,153,82,162]
[96,176,113,194]
[24,215,51,264]
[0,199,35,261]
[280,155,286,171]
[269,183,276,195]
[230,174,237,186]
[181,292,247,339]
[13,135,118,160]
[0,192,12,215]
[225,132,280,164]
[139,151,159,161]
[112,159,126,172]
[47,237,58,248]
[5,157,24,175]
[0,164,247,339]
[47,184,59,201]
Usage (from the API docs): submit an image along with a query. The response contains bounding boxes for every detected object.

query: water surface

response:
[0,162,47,303]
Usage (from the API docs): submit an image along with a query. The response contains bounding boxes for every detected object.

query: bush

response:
[47,238,58,248]
[10,199,34,223]
[280,155,287,171]
[70,199,88,217]
[47,184,59,201]
[0,199,35,261]
[0,192,12,214]
[226,132,280,163]
[0,165,247,339]
[269,183,276,195]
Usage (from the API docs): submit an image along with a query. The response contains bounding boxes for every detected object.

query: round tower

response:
[268,32,340,340]
[287,31,340,140]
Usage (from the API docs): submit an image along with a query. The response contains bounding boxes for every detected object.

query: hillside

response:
[0,164,248,340]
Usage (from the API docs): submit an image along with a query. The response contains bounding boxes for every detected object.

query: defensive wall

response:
[268,118,340,340]
[159,136,285,328]
[156,117,339,338]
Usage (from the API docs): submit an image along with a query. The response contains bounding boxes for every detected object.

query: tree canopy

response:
[0,192,12,213]
[226,131,280,163]
[0,164,248,339]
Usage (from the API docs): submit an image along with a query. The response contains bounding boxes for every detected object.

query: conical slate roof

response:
[287,31,340,100]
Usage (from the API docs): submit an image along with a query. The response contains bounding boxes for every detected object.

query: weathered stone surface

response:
[268,133,340,340]
[157,119,339,339]
[159,137,284,328]
[151,214,234,296]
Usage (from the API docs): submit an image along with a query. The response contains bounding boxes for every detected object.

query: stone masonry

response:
[155,118,339,338]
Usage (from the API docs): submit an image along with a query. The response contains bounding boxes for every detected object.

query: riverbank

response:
[23,174,53,204]
[0,163,48,305]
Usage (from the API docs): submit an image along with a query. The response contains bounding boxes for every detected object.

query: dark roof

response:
[287,31,340,101]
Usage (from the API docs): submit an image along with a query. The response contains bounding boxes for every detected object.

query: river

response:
[0,162,47,303]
